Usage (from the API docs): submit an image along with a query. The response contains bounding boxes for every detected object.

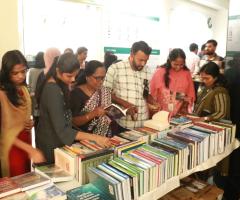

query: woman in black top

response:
[36,53,111,164]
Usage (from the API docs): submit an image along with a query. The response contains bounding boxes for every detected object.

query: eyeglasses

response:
[92,75,105,81]
[10,68,28,76]
[143,79,149,99]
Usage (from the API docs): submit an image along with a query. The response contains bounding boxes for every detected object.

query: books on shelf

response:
[34,164,74,183]
[0,177,21,198]
[105,103,129,119]
[144,111,170,131]
[160,177,223,200]
[54,141,113,185]
[11,172,51,192]
[26,183,66,200]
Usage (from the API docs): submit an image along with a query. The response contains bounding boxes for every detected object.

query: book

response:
[0,177,21,198]
[0,192,27,200]
[170,116,192,126]
[144,111,170,131]
[11,172,51,191]
[34,164,74,182]
[88,167,122,200]
[26,183,66,200]
[67,183,110,200]
[105,103,129,119]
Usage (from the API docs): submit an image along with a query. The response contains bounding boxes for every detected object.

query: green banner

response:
[104,47,160,55]
[229,15,240,20]
[226,51,240,57]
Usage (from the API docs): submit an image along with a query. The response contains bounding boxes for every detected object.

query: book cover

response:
[170,116,192,125]
[11,172,50,191]
[105,103,128,120]
[26,184,66,200]
[88,167,121,200]
[67,183,110,200]
[0,177,21,198]
[35,164,74,182]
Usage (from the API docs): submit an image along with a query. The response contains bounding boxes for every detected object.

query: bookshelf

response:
[139,139,239,200]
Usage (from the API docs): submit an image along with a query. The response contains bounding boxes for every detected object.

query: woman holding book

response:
[0,50,46,177]
[36,54,111,164]
[70,60,123,137]
[193,62,230,122]
[150,48,195,117]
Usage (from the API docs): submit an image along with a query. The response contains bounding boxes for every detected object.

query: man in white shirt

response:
[186,43,200,75]
[104,41,159,129]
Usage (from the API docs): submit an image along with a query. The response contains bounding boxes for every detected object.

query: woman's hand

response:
[29,148,46,164]
[93,135,112,148]
[93,107,106,118]
[24,119,34,131]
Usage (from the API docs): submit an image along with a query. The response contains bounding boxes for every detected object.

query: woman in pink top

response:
[150,48,195,117]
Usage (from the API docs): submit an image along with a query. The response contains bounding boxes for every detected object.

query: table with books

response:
[0,117,239,200]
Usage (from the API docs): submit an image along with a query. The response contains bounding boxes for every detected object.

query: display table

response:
[56,139,239,200]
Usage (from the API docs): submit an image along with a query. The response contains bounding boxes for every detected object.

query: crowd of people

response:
[0,40,240,199]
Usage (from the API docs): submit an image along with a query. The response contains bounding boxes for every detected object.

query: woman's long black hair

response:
[162,48,189,88]
[36,52,79,108]
[200,61,228,88]
[0,50,28,106]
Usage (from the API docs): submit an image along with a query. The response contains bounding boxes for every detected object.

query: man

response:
[104,41,159,129]
[75,46,88,82]
[186,43,200,75]
[199,39,224,73]
[76,46,88,70]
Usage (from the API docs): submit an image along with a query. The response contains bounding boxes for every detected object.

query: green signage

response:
[104,47,160,55]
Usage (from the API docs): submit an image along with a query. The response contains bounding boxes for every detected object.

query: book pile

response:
[73,120,236,199]
[159,177,223,200]
[119,130,150,143]
[0,172,66,199]
[53,140,114,185]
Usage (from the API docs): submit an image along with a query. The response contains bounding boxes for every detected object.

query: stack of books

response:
[0,172,65,199]
[159,177,223,200]
[54,140,113,185]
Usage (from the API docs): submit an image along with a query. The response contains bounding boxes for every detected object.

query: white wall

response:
[0,0,229,64]
[0,0,22,62]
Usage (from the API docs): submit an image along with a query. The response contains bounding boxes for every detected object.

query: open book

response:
[105,103,129,119]
[144,110,170,131]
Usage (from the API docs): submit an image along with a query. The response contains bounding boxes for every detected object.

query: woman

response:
[193,61,230,121]
[150,48,195,117]
[70,60,116,137]
[36,54,111,164]
[0,50,45,177]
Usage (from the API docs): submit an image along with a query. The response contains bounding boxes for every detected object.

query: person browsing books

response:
[0,50,46,177]
[193,62,230,122]
[150,48,195,117]
[35,54,111,164]
[103,41,160,129]
[70,60,124,137]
